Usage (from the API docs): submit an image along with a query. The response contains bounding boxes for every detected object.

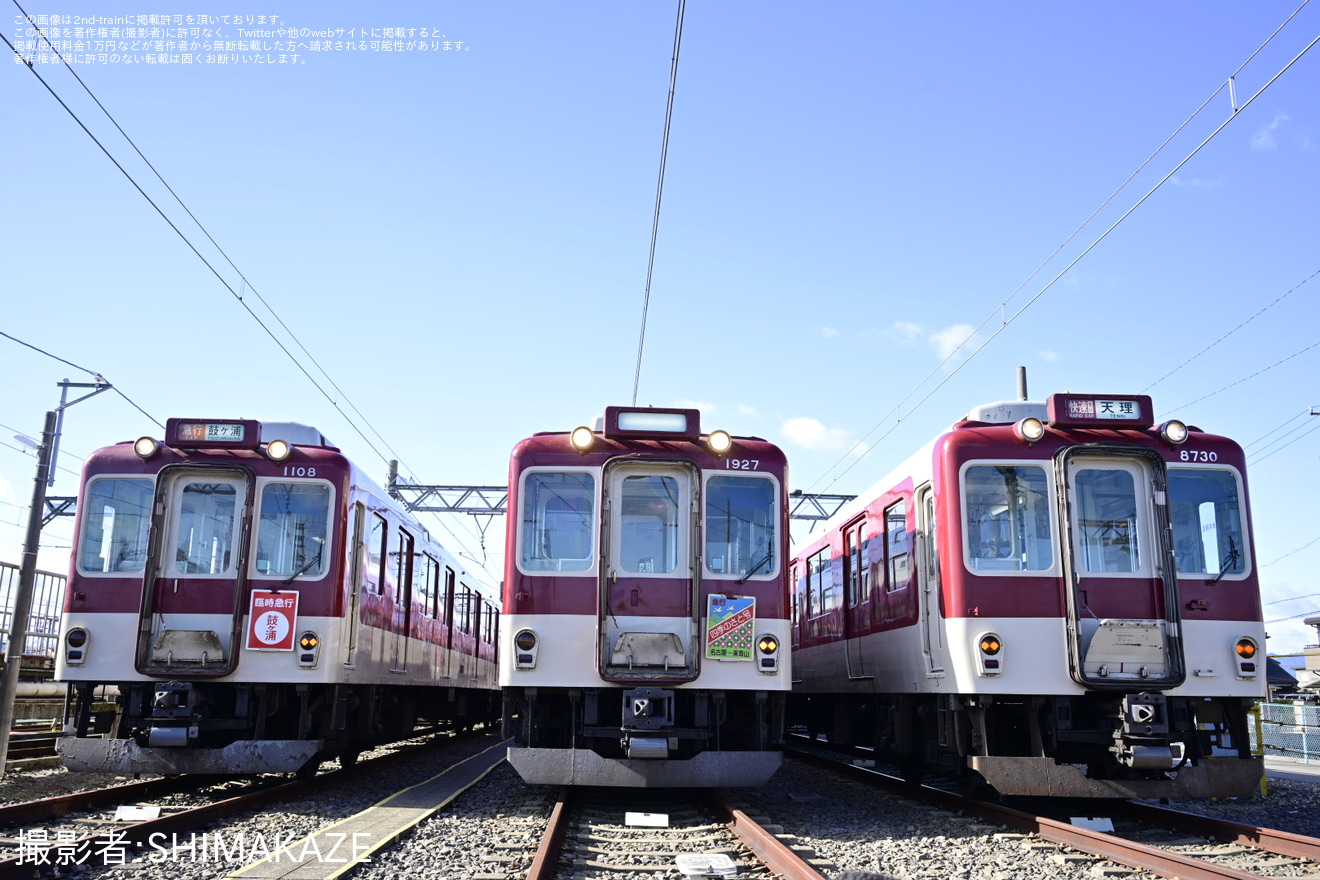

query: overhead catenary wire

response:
[802,20,1320,496]
[631,0,686,406]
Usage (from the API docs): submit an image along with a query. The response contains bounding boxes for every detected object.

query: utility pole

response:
[0,379,109,773]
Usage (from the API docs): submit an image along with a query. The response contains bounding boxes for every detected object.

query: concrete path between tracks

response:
[1264,753,1320,784]
[222,738,508,880]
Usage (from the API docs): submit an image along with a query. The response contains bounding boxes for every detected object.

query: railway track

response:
[785,745,1320,880]
[524,786,832,880]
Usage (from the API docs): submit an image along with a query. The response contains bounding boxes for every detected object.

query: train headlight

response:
[64,627,89,666]
[570,426,594,452]
[297,630,321,668]
[707,430,733,455]
[134,436,161,459]
[755,632,780,674]
[976,632,1003,675]
[1235,637,1259,678]
[1159,420,1189,445]
[514,628,539,669]
[265,439,292,462]
[1013,418,1045,445]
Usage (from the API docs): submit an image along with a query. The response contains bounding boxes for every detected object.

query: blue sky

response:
[3,2,1318,659]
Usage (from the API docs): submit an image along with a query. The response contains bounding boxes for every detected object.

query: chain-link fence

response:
[0,561,65,657]
[1254,702,1320,762]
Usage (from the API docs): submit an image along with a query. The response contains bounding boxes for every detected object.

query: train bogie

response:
[789,393,1267,798]
[55,418,499,776]
[501,407,791,787]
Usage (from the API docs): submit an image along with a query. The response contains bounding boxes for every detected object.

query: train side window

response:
[844,521,868,605]
[78,477,153,574]
[254,481,331,578]
[394,529,414,599]
[420,554,438,617]
[808,547,836,616]
[369,514,387,593]
[962,464,1054,572]
[886,500,909,591]
[520,471,596,572]
[455,586,471,634]
[442,567,455,626]
[704,475,777,578]
[1168,468,1247,578]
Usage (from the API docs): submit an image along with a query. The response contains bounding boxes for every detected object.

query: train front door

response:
[599,461,700,681]
[135,464,252,676]
[842,519,872,679]
[1058,447,1185,689]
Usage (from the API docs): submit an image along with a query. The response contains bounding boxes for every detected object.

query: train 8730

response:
[789,392,1266,799]
[501,406,790,787]
[55,418,499,776]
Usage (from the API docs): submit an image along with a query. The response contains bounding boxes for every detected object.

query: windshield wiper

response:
[1208,537,1241,585]
[282,552,322,585]
[736,543,774,585]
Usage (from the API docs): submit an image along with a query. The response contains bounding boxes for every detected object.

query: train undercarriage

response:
[791,690,1264,799]
[58,680,500,776]
[502,686,786,787]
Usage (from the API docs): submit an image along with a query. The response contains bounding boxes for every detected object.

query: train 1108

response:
[500,406,791,786]
[55,418,499,776]
[789,392,1266,798]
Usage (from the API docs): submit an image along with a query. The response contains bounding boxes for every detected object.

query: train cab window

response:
[519,471,595,572]
[254,481,330,578]
[172,480,243,576]
[1073,468,1142,574]
[619,475,679,574]
[885,500,909,591]
[1168,469,1248,579]
[962,464,1054,572]
[704,475,777,578]
[78,477,153,574]
[369,514,387,593]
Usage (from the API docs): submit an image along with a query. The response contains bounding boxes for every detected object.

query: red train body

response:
[500,407,791,786]
[55,418,499,775]
[789,393,1267,798]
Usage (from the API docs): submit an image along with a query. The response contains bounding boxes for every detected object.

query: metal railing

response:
[0,561,65,657]
[1253,701,1320,763]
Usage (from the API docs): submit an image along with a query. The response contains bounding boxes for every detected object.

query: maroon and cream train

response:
[500,406,791,787]
[55,418,499,776]
[789,393,1266,798]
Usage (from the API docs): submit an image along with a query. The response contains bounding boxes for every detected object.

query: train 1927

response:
[788,391,1266,798]
[500,406,791,786]
[55,418,499,776]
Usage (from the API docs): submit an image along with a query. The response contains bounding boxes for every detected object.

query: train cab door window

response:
[885,500,909,591]
[78,477,153,574]
[1071,467,1148,575]
[519,471,596,572]
[918,486,945,674]
[1168,469,1248,580]
[390,529,415,672]
[961,465,1055,572]
[618,474,681,574]
[253,481,331,578]
[170,479,244,576]
[369,514,387,593]
[704,474,777,579]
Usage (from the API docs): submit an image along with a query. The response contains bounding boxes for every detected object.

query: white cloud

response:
[1251,112,1290,151]
[884,321,924,344]
[929,323,981,361]
[780,416,859,453]
[735,404,759,418]
[1037,350,1059,362]
[819,326,839,338]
